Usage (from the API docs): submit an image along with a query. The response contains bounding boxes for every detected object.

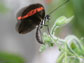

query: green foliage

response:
[71,0,84,37]
[40,16,84,63]
[0,3,8,13]
[0,52,25,63]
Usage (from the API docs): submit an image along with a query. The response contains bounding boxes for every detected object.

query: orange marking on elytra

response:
[17,7,44,20]
[17,16,22,20]
[28,10,33,16]
[37,7,44,12]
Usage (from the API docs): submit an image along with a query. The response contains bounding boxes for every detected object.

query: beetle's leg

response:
[44,24,50,35]
[44,15,50,34]
[36,15,50,44]
[36,25,44,44]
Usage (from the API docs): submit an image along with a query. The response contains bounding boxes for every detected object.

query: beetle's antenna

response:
[48,0,69,15]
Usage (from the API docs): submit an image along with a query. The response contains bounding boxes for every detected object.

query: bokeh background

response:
[0,0,84,63]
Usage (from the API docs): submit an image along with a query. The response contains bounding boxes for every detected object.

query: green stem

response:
[57,53,65,63]
[64,42,68,63]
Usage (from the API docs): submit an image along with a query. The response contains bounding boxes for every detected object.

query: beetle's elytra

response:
[16,3,45,34]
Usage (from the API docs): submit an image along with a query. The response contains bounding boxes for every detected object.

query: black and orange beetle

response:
[16,0,69,44]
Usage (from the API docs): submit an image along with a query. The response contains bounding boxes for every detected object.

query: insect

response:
[16,4,45,34]
[16,0,69,44]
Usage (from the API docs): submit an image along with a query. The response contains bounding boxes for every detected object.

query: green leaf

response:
[0,52,25,63]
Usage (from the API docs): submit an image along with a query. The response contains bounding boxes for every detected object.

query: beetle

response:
[16,4,45,34]
[16,0,69,44]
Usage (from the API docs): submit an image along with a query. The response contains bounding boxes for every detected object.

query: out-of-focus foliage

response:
[47,0,74,22]
[0,52,25,63]
[0,3,8,13]
[71,0,84,37]
[45,0,84,37]
[44,0,74,36]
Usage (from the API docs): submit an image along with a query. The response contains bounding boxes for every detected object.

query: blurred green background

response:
[45,0,84,38]
[71,0,84,37]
